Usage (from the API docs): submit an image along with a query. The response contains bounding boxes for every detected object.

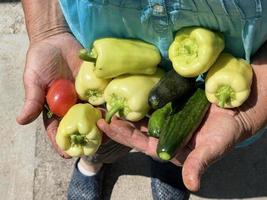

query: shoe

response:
[67,159,105,200]
[150,159,189,200]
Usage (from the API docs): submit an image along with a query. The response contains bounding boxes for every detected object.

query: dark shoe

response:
[67,159,105,200]
[150,159,189,200]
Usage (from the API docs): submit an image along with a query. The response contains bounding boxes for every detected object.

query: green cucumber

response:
[148,69,195,110]
[148,103,172,138]
[157,88,210,161]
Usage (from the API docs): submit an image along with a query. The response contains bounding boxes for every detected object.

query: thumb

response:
[182,145,221,192]
[16,70,45,125]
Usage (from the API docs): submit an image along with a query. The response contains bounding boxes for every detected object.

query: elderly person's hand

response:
[18,0,82,158]
[16,32,82,158]
[97,42,267,192]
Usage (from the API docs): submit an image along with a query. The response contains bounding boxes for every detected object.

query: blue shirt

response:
[59,0,267,62]
[59,0,267,147]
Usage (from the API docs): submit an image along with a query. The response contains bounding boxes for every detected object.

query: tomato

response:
[46,79,78,117]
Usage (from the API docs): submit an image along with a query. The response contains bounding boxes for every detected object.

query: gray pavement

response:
[1,2,267,200]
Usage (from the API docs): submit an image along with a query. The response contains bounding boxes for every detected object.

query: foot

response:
[67,159,105,200]
[150,159,189,200]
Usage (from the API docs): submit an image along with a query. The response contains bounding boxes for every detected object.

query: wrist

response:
[22,0,69,43]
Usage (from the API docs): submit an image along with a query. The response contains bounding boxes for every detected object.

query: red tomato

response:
[46,79,78,117]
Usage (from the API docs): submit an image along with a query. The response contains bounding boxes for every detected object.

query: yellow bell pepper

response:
[205,53,253,108]
[169,27,225,77]
[56,103,102,157]
[104,69,164,122]
[79,38,161,79]
[75,62,111,105]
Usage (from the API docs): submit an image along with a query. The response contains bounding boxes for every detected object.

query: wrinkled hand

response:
[16,33,82,158]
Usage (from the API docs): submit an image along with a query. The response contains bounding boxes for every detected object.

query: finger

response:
[182,144,226,192]
[16,70,45,125]
[97,119,114,135]
[111,116,149,133]
[111,119,158,157]
[43,112,71,159]
[97,119,158,158]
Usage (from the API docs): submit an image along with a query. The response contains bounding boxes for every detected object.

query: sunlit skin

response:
[17,32,82,158]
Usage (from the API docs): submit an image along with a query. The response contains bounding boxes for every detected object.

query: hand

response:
[97,105,242,191]
[97,61,267,191]
[16,32,82,158]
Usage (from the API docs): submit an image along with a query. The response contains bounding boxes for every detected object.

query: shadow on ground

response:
[102,152,152,199]
[102,152,188,199]
[102,133,267,199]
[194,133,267,199]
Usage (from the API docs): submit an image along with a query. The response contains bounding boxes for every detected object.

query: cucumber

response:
[148,103,172,138]
[157,88,210,161]
[148,69,195,110]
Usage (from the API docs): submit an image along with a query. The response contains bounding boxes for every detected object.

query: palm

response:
[24,33,81,86]
[172,104,244,189]
[17,33,82,157]
[26,40,72,86]
[176,104,241,165]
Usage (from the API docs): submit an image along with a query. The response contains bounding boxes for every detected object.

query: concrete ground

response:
[1,2,267,200]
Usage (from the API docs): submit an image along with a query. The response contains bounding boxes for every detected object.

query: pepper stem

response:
[215,85,235,108]
[105,104,123,123]
[79,49,97,63]
[71,134,86,145]
[177,37,198,63]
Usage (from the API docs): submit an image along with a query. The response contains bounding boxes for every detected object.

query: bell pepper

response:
[75,61,111,105]
[104,69,164,122]
[205,53,253,108]
[56,103,102,157]
[79,38,161,79]
[168,27,225,77]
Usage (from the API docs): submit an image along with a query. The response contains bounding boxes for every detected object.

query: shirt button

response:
[153,4,164,14]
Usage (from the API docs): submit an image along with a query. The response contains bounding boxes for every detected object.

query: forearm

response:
[237,42,267,136]
[21,0,69,43]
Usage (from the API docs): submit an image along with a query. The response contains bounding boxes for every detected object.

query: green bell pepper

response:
[104,69,164,122]
[169,27,225,77]
[79,38,161,79]
[56,103,102,157]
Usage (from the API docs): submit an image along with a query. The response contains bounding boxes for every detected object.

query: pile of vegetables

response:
[45,27,253,160]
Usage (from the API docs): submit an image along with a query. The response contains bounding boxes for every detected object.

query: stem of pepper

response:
[215,85,235,108]
[177,37,198,61]
[105,104,123,123]
[71,134,86,145]
[79,49,97,63]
